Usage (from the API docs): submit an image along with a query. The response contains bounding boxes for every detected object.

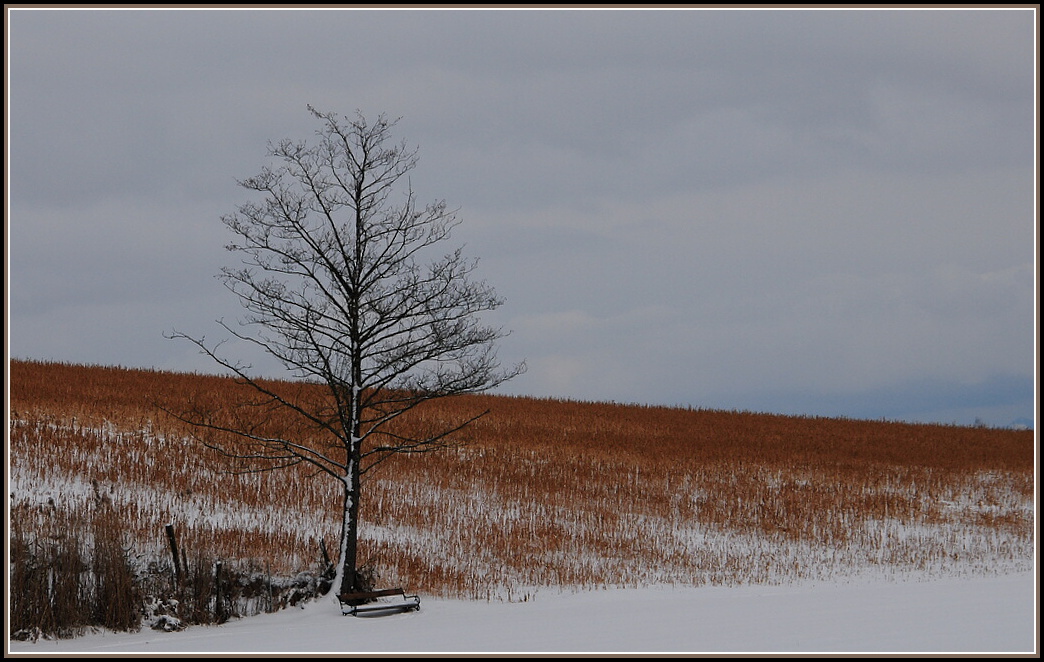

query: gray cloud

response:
[7,7,1036,428]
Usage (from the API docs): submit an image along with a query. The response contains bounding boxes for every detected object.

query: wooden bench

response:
[338,588,421,616]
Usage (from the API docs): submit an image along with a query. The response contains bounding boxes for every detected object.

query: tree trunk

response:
[338,453,363,596]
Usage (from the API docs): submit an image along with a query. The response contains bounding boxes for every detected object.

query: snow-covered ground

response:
[8,572,1036,654]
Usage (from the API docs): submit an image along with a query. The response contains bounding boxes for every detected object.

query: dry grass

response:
[8,359,1035,619]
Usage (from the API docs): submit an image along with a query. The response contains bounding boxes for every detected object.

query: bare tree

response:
[169,107,523,597]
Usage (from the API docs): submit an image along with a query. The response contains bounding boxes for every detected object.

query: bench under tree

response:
[338,588,421,616]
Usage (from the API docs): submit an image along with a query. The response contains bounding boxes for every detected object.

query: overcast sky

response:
[6,7,1037,428]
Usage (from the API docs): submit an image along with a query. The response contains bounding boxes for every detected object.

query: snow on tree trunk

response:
[337,430,363,597]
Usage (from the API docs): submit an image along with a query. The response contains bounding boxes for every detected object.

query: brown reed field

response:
[8,359,1035,632]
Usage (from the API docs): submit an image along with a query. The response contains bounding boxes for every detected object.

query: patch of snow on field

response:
[7,572,1036,654]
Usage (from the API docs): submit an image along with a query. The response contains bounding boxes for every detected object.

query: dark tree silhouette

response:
[170,107,523,597]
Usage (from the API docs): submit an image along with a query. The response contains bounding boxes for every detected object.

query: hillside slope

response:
[8,360,1035,630]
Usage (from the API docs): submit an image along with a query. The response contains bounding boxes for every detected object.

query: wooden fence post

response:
[215,560,225,623]
[164,523,181,587]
